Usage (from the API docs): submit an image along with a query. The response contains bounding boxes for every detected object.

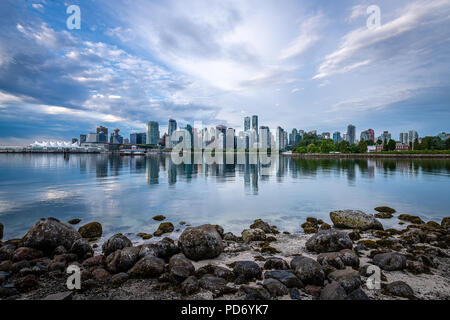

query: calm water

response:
[0,153,449,242]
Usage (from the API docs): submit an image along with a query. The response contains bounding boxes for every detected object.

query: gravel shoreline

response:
[0,209,449,300]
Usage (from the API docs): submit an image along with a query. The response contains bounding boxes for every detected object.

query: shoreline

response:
[1,210,449,300]
[283,153,450,159]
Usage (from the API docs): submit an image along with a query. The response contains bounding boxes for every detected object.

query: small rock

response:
[346,288,370,300]
[398,214,424,225]
[330,210,383,230]
[374,206,396,214]
[223,232,239,241]
[181,275,199,295]
[110,273,129,288]
[373,252,406,271]
[339,249,360,268]
[441,217,450,229]
[127,256,165,278]
[12,247,43,262]
[317,252,345,269]
[153,215,166,221]
[327,267,361,294]
[153,222,174,237]
[82,255,106,268]
[155,238,180,259]
[199,274,226,291]
[43,291,73,300]
[233,261,262,281]
[319,281,347,300]
[78,222,103,239]
[264,270,303,288]
[291,256,325,286]
[250,219,273,234]
[290,288,301,300]
[263,278,288,297]
[382,281,415,299]
[263,257,289,270]
[241,284,271,300]
[68,219,81,225]
[70,238,93,259]
[169,253,195,281]
[241,228,266,243]
[305,229,353,253]
[304,285,322,297]
[102,233,132,257]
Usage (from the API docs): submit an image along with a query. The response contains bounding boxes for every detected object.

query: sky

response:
[0,0,449,145]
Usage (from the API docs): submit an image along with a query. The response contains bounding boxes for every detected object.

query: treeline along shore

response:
[284,153,450,159]
[0,208,449,300]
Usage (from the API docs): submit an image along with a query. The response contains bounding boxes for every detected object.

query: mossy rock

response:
[153,215,166,221]
[78,222,102,239]
[348,230,361,241]
[260,246,280,254]
[372,230,389,238]
[441,217,450,229]
[303,226,318,234]
[68,219,82,225]
[374,206,396,214]
[426,221,442,230]
[306,217,319,225]
[357,240,379,249]
[153,222,174,237]
[137,233,153,240]
[179,221,186,225]
[320,222,331,230]
[266,236,277,242]
[283,231,291,235]
[374,212,393,219]
[398,214,424,225]
[376,239,400,249]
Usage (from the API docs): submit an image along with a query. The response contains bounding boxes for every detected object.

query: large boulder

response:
[306,229,353,253]
[241,229,266,243]
[291,256,325,286]
[330,210,383,231]
[22,218,81,253]
[373,252,406,271]
[78,222,102,239]
[250,219,273,234]
[178,224,224,261]
[102,234,132,257]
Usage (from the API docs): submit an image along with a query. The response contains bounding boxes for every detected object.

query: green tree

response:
[387,139,396,151]
[357,140,368,153]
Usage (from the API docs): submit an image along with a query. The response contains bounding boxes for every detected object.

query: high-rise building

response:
[110,129,123,144]
[216,125,227,149]
[347,124,356,145]
[185,124,193,149]
[130,133,146,145]
[408,130,418,145]
[244,117,251,132]
[378,131,392,143]
[251,115,258,131]
[80,134,87,144]
[226,128,236,149]
[400,132,409,145]
[322,132,331,140]
[259,126,271,149]
[146,121,160,145]
[333,132,341,144]
[361,129,375,142]
[290,129,298,146]
[276,127,285,150]
[96,126,108,143]
[87,133,98,143]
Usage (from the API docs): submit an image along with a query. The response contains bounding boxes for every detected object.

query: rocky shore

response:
[0,209,449,300]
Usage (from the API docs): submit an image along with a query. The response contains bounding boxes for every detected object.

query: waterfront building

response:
[80,134,87,144]
[259,126,271,149]
[110,129,124,144]
[251,115,258,131]
[347,124,356,145]
[87,133,98,143]
[130,133,146,145]
[408,130,418,145]
[216,125,227,149]
[289,129,298,146]
[147,121,160,145]
[396,143,409,152]
[244,117,251,132]
[400,132,409,145]
[96,126,108,143]
[168,119,177,147]
[333,131,341,144]
[226,128,236,149]
[360,129,375,142]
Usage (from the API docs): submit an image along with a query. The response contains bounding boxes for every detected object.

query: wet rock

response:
[153,215,166,221]
[78,222,102,239]
[155,238,180,259]
[137,233,153,240]
[304,285,322,297]
[319,281,347,300]
[441,217,450,229]
[102,233,132,257]
[398,214,424,225]
[199,274,226,291]
[22,218,81,253]
[92,268,111,282]
[241,228,266,243]
[68,219,81,225]
[264,270,303,288]
[106,246,140,273]
[263,278,288,297]
[290,288,301,300]
[12,247,43,262]
[178,224,224,261]
[233,261,262,281]
[346,288,370,300]
[263,257,289,270]
[241,284,271,300]
[14,274,38,292]
[223,232,239,242]
[82,255,106,268]
[169,253,195,281]
[328,267,361,294]
[373,252,406,271]
[320,223,332,231]
[374,206,396,214]
[301,221,318,234]
[382,281,415,299]
[181,275,199,295]
[250,219,273,234]
[127,255,165,278]
[53,245,67,256]
[306,229,353,253]
[330,210,383,230]
[0,260,12,272]
[48,261,66,272]
[43,291,73,300]
[137,244,158,259]
[348,230,361,241]
[317,252,345,269]
[375,212,393,219]
[0,244,16,261]
[339,249,360,268]
[213,266,235,282]
[291,256,325,286]
[70,238,93,259]
[153,222,174,237]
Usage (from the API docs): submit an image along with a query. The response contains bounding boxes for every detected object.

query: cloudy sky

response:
[0,0,449,145]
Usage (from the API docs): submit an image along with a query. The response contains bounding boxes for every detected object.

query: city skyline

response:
[0,1,450,145]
